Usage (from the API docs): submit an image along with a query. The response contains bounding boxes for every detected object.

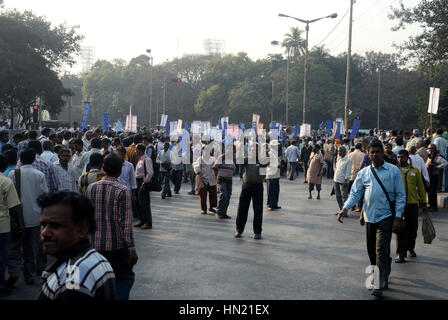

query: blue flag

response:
[79,101,91,133]
[185,122,190,134]
[114,120,123,132]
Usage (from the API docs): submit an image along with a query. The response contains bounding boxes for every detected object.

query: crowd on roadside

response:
[0,124,447,300]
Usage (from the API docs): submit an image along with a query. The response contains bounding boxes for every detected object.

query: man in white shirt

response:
[333,147,352,214]
[285,141,300,180]
[8,149,49,285]
[409,146,430,187]
[40,140,59,163]
[54,148,79,191]
[79,138,102,173]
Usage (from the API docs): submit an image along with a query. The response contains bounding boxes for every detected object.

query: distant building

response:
[80,46,96,73]
[203,39,225,56]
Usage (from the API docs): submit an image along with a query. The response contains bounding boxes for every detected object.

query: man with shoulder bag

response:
[338,140,406,299]
[0,155,21,295]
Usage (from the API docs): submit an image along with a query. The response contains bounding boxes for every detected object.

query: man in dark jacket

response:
[38,191,116,300]
[235,143,267,240]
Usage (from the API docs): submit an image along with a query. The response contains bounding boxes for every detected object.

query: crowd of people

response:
[0,124,447,300]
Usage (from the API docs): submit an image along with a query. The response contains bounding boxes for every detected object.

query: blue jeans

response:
[99,249,135,300]
[217,180,232,216]
[0,233,11,292]
[266,178,280,208]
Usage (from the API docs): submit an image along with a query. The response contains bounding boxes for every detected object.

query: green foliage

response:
[389,0,448,68]
[0,11,78,124]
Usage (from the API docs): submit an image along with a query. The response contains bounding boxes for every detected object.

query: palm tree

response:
[281,27,306,61]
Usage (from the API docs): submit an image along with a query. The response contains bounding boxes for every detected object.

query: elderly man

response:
[333,147,352,215]
[416,139,429,163]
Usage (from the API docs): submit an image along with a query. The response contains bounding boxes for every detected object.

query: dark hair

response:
[103,153,123,176]
[20,148,36,165]
[28,140,43,154]
[41,128,51,136]
[134,134,143,144]
[89,152,103,167]
[90,138,102,149]
[13,133,24,140]
[116,146,126,155]
[4,150,17,165]
[355,143,363,150]
[0,130,9,138]
[398,149,409,158]
[42,140,54,151]
[101,138,111,145]
[1,143,14,154]
[395,137,404,146]
[136,143,146,153]
[37,191,96,234]
[369,140,384,151]
[74,138,83,147]
[28,130,38,140]
[112,137,121,146]
[123,138,132,148]
[409,146,417,154]
[56,145,69,155]
[436,128,444,135]
[63,131,72,140]
[0,154,8,172]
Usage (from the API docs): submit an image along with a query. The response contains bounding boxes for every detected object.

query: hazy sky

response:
[7,0,422,71]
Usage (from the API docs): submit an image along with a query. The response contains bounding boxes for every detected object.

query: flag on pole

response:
[114,120,123,132]
[428,87,440,114]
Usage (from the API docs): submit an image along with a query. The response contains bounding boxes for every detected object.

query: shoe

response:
[24,277,34,285]
[223,214,231,219]
[316,195,320,200]
[141,223,152,230]
[371,289,383,299]
[166,194,172,198]
[209,208,217,213]
[394,254,406,263]
[254,234,262,240]
[162,195,166,199]
[303,181,308,184]
[409,250,417,258]
[200,211,207,215]
[6,276,18,290]
[234,231,242,238]
[267,207,273,211]
[354,208,361,212]
[188,191,195,195]
[272,206,281,210]
[175,191,180,195]
[134,222,144,228]
[308,195,312,199]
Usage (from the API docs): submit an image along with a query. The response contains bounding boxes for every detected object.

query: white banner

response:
[300,123,311,137]
[160,114,168,127]
[428,87,440,114]
[252,114,260,125]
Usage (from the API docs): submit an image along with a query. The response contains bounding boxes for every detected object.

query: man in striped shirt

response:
[86,153,138,300]
[38,191,116,300]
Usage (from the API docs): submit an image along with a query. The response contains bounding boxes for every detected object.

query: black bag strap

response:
[143,157,147,179]
[14,168,21,198]
[370,165,395,217]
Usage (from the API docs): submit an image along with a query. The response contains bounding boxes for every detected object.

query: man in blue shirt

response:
[338,140,406,299]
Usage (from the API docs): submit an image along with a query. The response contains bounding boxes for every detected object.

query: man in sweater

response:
[213,143,234,219]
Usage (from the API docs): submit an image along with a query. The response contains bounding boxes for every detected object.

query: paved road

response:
[2,176,448,300]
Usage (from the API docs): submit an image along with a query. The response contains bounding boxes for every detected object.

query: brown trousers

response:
[199,184,217,213]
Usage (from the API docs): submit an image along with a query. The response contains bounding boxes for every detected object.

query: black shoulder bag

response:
[144,159,162,192]
[10,169,25,240]
[370,165,396,218]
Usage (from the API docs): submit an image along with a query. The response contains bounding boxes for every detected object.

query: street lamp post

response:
[146,49,153,128]
[279,12,337,124]
[377,68,381,130]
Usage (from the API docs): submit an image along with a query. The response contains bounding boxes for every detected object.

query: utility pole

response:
[377,69,381,130]
[286,50,289,126]
[69,96,72,127]
[163,78,166,115]
[303,23,309,125]
[149,57,153,128]
[344,0,354,133]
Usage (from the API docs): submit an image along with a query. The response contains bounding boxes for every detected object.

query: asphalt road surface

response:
[2,175,448,300]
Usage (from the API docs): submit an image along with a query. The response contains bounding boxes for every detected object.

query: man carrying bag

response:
[338,140,406,299]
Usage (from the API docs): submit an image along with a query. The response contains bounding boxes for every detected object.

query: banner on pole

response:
[79,101,91,132]
[428,87,440,114]
[102,114,110,134]
[299,124,311,137]
[160,114,168,127]
[114,120,123,132]
[192,121,201,134]
[252,114,260,125]
[349,118,361,140]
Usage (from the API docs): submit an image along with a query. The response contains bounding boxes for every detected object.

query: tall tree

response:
[282,27,306,61]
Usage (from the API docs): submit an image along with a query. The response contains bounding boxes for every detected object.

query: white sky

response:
[7,0,422,71]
